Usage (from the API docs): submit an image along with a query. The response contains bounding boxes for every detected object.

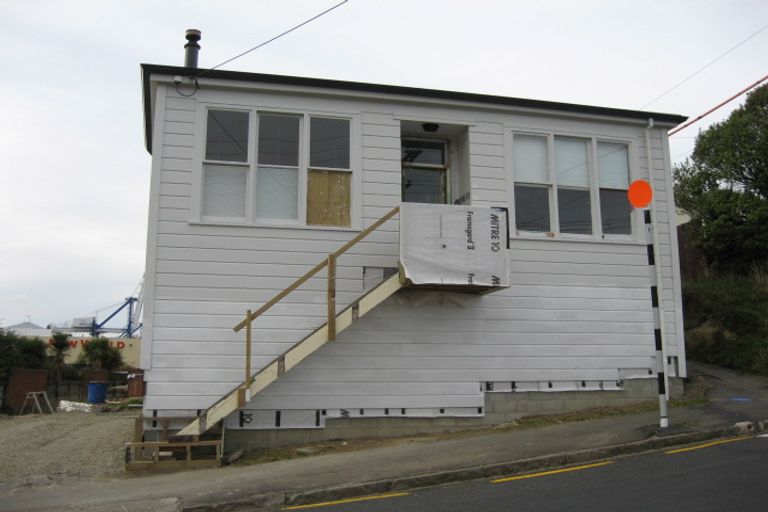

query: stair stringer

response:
[176,273,404,437]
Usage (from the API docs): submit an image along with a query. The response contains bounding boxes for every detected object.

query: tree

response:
[0,330,23,382]
[674,83,768,273]
[49,332,71,383]
[82,337,123,371]
[19,337,47,369]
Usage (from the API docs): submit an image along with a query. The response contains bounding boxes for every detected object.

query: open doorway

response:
[402,139,448,203]
[400,121,470,205]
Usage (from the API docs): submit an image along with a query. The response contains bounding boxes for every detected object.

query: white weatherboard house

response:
[139,43,688,449]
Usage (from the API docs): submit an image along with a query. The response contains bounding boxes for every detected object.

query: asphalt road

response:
[280,435,768,512]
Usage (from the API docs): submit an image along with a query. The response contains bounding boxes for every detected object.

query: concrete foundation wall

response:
[224,377,683,452]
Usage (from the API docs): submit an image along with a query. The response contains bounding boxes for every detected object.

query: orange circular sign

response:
[628,179,653,208]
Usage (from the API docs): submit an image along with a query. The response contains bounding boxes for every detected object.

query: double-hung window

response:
[401,139,449,204]
[255,114,300,221]
[202,110,250,219]
[307,117,351,226]
[597,142,631,235]
[512,132,633,238]
[512,134,551,232]
[200,109,353,228]
[555,137,592,235]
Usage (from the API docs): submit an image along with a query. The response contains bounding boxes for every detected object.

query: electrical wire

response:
[668,72,768,135]
[641,23,768,109]
[198,0,349,78]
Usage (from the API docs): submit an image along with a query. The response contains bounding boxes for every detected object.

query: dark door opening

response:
[402,139,448,204]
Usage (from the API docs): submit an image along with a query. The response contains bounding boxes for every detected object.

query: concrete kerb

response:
[182,421,764,511]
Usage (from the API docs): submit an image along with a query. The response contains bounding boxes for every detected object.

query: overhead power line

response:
[641,23,768,109]
[668,72,768,136]
[199,0,349,78]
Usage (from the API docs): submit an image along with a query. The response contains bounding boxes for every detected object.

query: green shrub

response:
[0,330,49,384]
[48,332,71,382]
[19,337,47,369]
[0,330,23,381]
[683,274,768,375]
[82,337,123,371]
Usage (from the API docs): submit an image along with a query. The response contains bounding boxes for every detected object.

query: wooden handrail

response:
[331,206,400,258]
[233,206,400,333]
[233,259,327,332]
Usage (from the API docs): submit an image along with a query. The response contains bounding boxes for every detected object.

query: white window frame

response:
[509,132,554,237]
[555,135,594,240]
[401,138,451,204]
[509,130,639,242]
[595,138,636,241]
[191,104,361,230]
[307,115,355,226]
[254,111,303,225]
[198,108,254,223]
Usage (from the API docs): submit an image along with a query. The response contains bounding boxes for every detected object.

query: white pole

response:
[645,118,670,429]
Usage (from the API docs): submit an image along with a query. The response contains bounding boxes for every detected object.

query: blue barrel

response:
[87,382,108,404]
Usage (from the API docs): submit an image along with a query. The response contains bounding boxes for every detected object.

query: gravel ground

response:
[0,410,138,487]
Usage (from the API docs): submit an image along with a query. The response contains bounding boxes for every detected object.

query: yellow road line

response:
[491,461,614,484]
[665,435,752,454]
[283,492,410,510]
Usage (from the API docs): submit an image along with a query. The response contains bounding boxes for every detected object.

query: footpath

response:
[1,361,767,512]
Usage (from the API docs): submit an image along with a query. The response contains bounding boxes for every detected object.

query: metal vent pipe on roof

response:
[184,29,201,68]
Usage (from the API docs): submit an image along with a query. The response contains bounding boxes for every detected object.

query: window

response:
[402,139,448,204]
[512,134,550,232]
[202,110,250,219]
[512,133,634,238]
[555,137,591,235]
[199,109,353,227]
[597,142,631,235]
[308,118,351,226]
[256,115,300,220]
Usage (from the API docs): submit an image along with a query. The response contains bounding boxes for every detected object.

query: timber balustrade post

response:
[238,310,252,408]
[328,254,336,340]
[245,309,252,389]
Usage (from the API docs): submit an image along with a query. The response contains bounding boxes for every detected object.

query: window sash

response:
[597,142,629,189]
[202,164,248,218]
[402,139,446,166]
[557,187,592,235]
[555,137,590,188]
[254,166,299,221]
[599,188,632,235]
[310,117,350,169]
[205,110,249,163]
[513,134,549,184]
[258,114,300,167]
[514,184,551,232]
[402,168,446,204]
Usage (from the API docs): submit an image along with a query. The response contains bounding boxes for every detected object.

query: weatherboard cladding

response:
[142,78,684,418]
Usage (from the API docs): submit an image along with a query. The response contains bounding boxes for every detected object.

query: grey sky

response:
[1,0,766,328]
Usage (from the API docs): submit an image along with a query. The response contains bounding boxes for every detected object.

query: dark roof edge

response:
[141,63,687,154]
[142,65,153,153]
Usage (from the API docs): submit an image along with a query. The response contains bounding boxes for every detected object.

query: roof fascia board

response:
[141,64,687,153]
[164,74,681,128]
[142,66,158,153]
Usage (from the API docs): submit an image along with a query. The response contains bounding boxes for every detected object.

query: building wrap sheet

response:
[399,204,510,287]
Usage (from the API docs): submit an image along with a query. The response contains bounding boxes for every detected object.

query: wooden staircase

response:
[175,206,402,437]
[176,273,402,436]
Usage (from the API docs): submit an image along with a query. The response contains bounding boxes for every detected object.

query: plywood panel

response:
[307,170,351,227]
